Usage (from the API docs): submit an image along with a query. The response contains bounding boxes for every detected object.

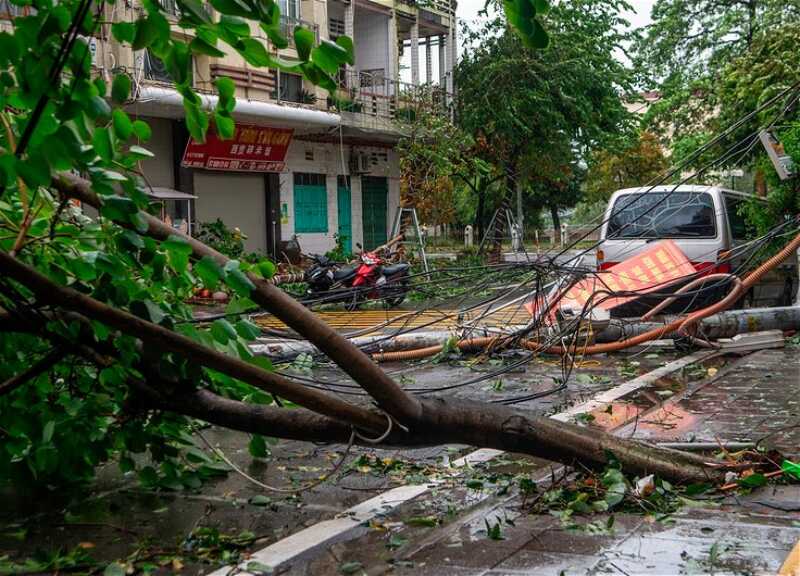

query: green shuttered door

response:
[294,173,327,233]
[337,176,352,254]
[361,176,387,250]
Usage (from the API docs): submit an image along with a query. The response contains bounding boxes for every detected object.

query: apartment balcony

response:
[331,70,451,130]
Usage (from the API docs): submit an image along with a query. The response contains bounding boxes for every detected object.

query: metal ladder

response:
[390,206,430,274]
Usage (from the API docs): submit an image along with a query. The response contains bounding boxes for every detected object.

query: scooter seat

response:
[382,263,410,276]
[333,266,357,281]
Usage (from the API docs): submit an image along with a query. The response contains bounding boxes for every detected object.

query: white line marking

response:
[208,350,716,575]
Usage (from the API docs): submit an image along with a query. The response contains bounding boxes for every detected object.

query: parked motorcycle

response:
[303,251,411,310]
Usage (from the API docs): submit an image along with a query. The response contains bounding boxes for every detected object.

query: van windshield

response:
[607,192,717,239]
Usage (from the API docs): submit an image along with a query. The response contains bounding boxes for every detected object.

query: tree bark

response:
[144,385,724,484]
[550,204,561,234]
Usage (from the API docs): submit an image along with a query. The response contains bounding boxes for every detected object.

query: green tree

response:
[585,132,668,203]
[0,0,725,501]
[456,0,634,230]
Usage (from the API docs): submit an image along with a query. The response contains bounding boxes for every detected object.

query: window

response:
[278,73,304,103]
[607,192,717,239]
[294,173,328,233]
[724,195,749,240]
[329,17,345,39]
[278,0,299,20]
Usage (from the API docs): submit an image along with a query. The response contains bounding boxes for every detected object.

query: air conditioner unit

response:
[349,152,371,174]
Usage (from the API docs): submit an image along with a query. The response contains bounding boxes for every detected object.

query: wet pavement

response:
[295,348,800,576]
[1,348,798,574]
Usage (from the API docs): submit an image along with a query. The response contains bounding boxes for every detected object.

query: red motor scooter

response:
[346,249,410,310]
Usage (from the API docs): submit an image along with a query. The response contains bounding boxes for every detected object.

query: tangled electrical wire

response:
[244,79,800,410]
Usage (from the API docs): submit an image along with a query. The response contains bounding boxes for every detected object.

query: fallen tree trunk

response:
[0,172,729,483]
[142,386,722,484]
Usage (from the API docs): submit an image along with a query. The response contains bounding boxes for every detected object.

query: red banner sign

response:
[182,124,293,172]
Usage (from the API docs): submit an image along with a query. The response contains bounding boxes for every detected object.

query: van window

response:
[607,192,717,239]
[724,195,748,240]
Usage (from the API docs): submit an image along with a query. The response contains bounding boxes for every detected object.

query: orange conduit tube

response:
[372,228,800,362]
[640,273,736,321]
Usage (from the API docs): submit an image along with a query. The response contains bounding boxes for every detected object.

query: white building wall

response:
[354,9,390,77]
[138,117,174,188]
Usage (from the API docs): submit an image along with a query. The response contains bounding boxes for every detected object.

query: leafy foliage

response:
[585,132,669,202]
[0,0,352,490]
[457,0,634,224]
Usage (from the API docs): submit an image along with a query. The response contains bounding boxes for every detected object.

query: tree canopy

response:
[455,0,635,226]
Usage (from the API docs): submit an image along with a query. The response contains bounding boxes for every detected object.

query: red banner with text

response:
[182,124,293,172]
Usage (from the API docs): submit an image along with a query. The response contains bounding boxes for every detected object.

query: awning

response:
[147,187,198,200]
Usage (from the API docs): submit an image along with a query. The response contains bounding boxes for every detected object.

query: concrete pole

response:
[425,36,432,84]
[410,20,419,86]
[438,34,446,86]
[344,1,354,89]
[446,12,456,95]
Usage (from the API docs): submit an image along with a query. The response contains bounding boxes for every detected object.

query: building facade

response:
[9,0,457,257]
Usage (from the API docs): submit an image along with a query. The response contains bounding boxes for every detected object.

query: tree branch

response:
[53,172,423,426]
[0,249,384,432]
[0,348,65,397]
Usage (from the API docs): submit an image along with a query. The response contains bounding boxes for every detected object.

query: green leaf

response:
[17,153,51,189]
[163,234,193,273]
[177,0,212,24]
[211,319,238,344]
[339,561,363,575]
[129,145,155,158]
[184,101,209,143]
[111,73,131,104]
[335,35,355,65]
[130,299,167,325]
[112,109,133,140]
[215,75,236,100]
[210,0,253,17]
[312,40,349,74]
[238,38,272,66]
[111,21,136,43]
[604,482,626,508]
[220,15,250,37]
[133,14,170,51]
[235,319,262,340]
[249,494,271,506]
[138,465,159,486]
[294,27,315,61]
[223,260,255,296]
[737,473,768,488]
[404,516,438,527]
[100,196,138,222]
[248,434,269,458]
[190,37,226,57]
[132,120,152,141]
[782,460,800,480]
[194,255,223,289]
[214,113,235,140]
[92,126,114,161]
[42,420,55,443]
[257,260,276,279]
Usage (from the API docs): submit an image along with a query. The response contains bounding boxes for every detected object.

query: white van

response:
[597,185,797,309]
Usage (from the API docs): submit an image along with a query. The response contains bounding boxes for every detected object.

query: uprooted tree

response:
[0,0,733,492]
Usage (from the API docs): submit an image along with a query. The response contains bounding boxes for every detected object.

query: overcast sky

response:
[401,0,657,82]
[456,0,657,40]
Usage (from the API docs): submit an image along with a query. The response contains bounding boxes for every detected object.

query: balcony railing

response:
[331,70,452,123]
[279,14,320,46]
